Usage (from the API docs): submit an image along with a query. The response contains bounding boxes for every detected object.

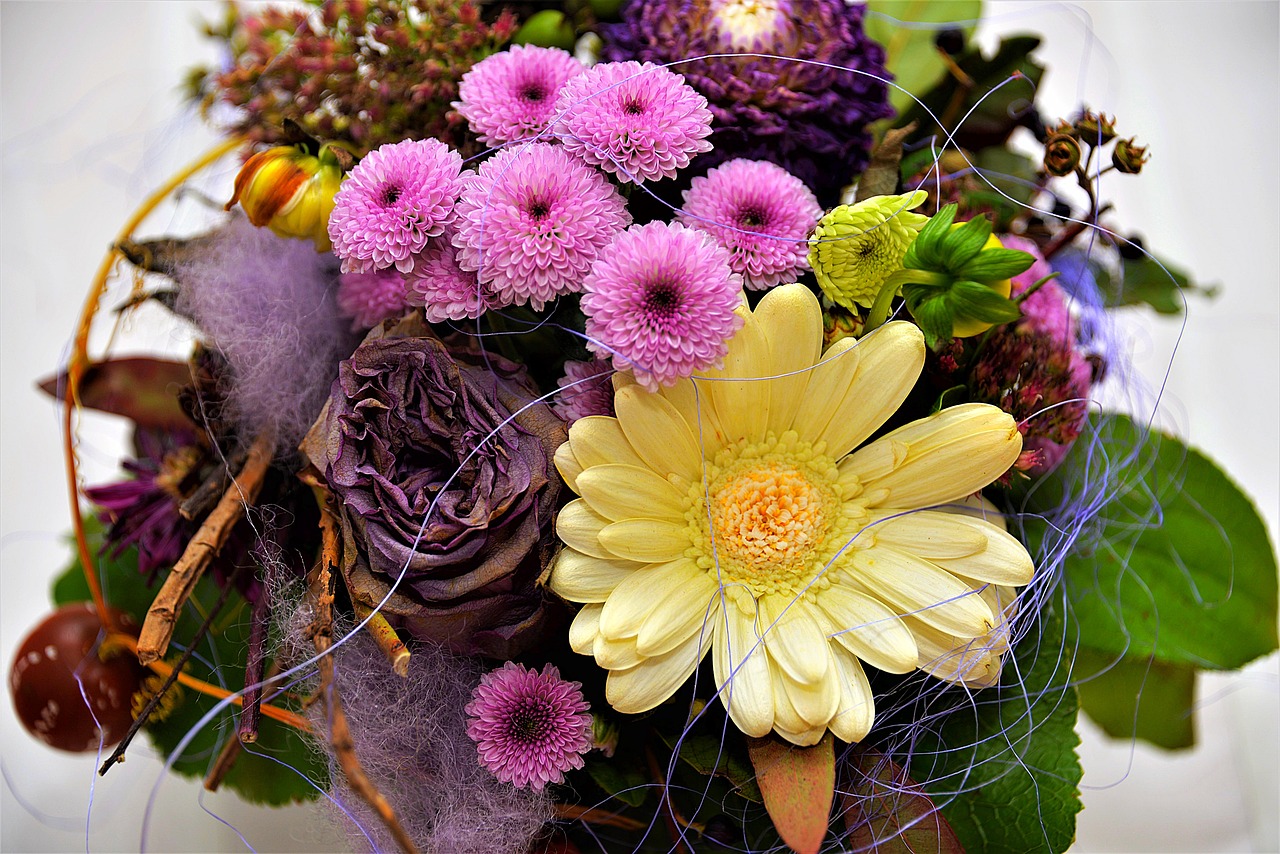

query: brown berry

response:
[9,604,146,753]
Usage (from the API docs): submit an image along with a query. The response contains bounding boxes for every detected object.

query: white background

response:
[1,2,1276,851]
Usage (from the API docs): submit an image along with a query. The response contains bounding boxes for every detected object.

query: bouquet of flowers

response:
[3,2,1276,852]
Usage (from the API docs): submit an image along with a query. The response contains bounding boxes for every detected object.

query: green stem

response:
[863,269,949,334]
[1013,272,1061,305]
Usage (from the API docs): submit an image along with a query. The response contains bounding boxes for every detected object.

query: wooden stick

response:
[553,804,647,832]
[203,732,243,792]
[137,431,274,664]
[311,500,420,854]
[353,601,411,678]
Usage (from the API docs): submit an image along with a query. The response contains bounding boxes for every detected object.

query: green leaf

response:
[1034,414,1279,669]
[748,733,836,854]
[957,247,1037,281]
[1074,646,1197,751]
[662,733,762,802]
[906,293,954,347]
[910,605,1082,854]
[842,749,964,853]
[864,1,983,115]
[906,204,956,270]
[583,752,649,808]
[1091,253,1217,314]
[942,216,993,270]
[949,280,1022,323]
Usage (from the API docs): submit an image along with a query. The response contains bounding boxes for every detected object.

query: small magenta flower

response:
[336,269,410,330]
[404,237,494,323]
[328,139,465,274]
[678,159,822,290]
[553,359,616,423]
[465,662,594,791]
[553,61,713,184]
[454,45,584,146]
[452,143,630,310]
[582,221,743,390]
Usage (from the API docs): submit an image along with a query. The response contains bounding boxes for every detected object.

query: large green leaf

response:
[865,1,983,115]
[909,606,1082,853]
[1090,253,1217,314]
[1074,646,1196,751]
[1033,414,1279,669]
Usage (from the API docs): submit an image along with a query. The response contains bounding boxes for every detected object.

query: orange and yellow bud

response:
[225,145,344,251]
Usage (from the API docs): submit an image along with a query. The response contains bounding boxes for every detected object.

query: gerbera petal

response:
[554,442,585,492]
[813,321,924,459]
[775,657,840,731]
[664,377,730,456]
[929,522,1035,586]
[594,632,643,669]
[712,603,775,738]
[576,464,685,522]
[770,668,830,745]
[700,305,770,444]
[605,624,713,714]
[549,548,641,603]
[827,646,875,744]
[599,558,702,638]
[753,284,821,435]
[614,385,704,482]
[869,509,990,559]
[598,519,690,562]
[849,404,1022,508]
[849,546,995,638]
[569,604,603,655]
[789,336,859,441]
[906,615,1005,688]
[816,585,917,674]
[635,570,721,657]
[555,500,615,559]
[758,593,830,686]
[569,415,646,471]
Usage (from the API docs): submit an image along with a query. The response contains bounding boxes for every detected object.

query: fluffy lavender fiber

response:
[280,596,552,853]
[174,218,356,451]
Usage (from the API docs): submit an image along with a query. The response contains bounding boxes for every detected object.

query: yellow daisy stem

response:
[63,135,245,635]
[863,269,949,334]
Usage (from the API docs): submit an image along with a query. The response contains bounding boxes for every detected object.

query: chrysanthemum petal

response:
[605,623,713,714]
[615,385,704,482]
[700,305,770,444]
[849,546,995,638]
[636,570,721,657]
[569,604,603,655]
[816,586,917,674]
[827,646,875,744]
[847,404,1022,508]
[753,283,821,435]
[576,464,685,522]
[599,558,702,638]
[568,415,646,470]
[758,593,830,686]
[549,548,641,603]
[598,519,690,563]
[713,604,775,737]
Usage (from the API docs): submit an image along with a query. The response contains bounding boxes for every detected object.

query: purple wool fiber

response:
[174,217,357,453]
[276,592,553,854]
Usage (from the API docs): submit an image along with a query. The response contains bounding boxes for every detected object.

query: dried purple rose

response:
[307,319,567,657]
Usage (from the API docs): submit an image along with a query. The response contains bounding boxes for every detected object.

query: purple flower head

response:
[337,269,410,330]
[678,158,822,290]
[601,0,894,203]
[452,143,631,310]
[465,662,594,791]
[404,237,495,323]
[328,139,465,274]
[308,320,568,657]
[553,61,714,184]
[454,45,585,146]
[553,359,616,423]
[582,221,744,390]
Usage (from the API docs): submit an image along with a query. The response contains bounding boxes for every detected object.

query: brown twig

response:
[310,497,419,854]
[353,601,411,678]
[138,431,274,664]
[179,445,246,520]
[204,733,244,792]
[238,582,272,744]
[553,804,647,832]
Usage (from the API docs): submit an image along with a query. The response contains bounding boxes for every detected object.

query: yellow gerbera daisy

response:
[549,283,1034,746]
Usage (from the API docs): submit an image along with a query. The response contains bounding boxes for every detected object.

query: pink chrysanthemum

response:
[553,61,713,184]
[328,139,465,274]
[465,662,594,792]
[404,237,495,323]
[553,359,616,423]
[582,221,743,390]
[678,159,823,290]
[337,269,410,330]
[454,45,585,146]
[452,143,631,310]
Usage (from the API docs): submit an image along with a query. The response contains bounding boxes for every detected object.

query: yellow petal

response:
[712,605,775,738]
[815,322,925,459]
[614,385,704,482]
[699,307,770,444]
[827,646,875,743]
[852,404,1022,508]
[554,442,583,492]
[549,548,641,604]
[568,415,645,472]
[599,558,702,638]
[869,510,990,559]
[774,657,840,730]
[849,546,995,638]
[598,519,690,563]
[556,500,614,560]
[790,336,860,443]
[753,284,821,436]
[635,570,721,657]
[661,377,729,457]
[816,585,917,674]
[595,632,643,669]
[770,667,829,743]
[930,522,1035,586]
[569,604,603,655]
[576,464,685,522]
[758,593,830,686]
[906,615,1004,688]
[606,625,712,714]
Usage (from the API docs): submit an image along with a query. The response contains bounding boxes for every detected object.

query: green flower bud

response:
[1074,110,1117,144]
[808,191,929,311]
[1112,137,1150,174]
[1043,132,1083,177]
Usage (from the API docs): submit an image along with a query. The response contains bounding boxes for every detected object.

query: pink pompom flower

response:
[582,221,743,390]
[404,237,495,323]
[328,139,465,274]
[336,269,410,330]
[553,358,616,423]
[452,143,630,310]
[454,45,585,146]
[553,61,713,184]
[465,662,594,792]
[678,159,823,290]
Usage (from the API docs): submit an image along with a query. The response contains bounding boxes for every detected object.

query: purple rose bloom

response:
[311,321,567,657]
